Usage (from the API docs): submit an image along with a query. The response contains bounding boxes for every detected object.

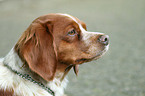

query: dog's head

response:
[15,13,109,81]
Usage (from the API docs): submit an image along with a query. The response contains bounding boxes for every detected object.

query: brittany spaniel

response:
[0,13,109,96]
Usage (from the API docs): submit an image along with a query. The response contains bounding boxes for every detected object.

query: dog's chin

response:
[93,46,109,60]
[75,46,109,64]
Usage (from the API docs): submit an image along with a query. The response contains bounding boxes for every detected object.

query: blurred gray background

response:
[0,0,145,96]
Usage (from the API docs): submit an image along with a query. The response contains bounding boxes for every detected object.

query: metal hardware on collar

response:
[4,64,55,96]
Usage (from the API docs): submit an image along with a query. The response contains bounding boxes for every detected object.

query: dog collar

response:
[4,64,55,96]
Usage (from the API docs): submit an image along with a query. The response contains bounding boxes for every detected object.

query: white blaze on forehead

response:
[60,14,87,33]
[60,13,104,34]
[59,13,79,24]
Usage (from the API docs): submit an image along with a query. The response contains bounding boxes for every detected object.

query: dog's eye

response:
[68,29,77,36]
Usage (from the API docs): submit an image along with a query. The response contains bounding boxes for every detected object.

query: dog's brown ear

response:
[15,19,57,81]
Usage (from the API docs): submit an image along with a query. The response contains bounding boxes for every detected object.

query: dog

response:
[0,13,109,96]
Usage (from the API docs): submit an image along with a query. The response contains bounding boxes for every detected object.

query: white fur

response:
[0,48,68,96]
[60,14,79,24]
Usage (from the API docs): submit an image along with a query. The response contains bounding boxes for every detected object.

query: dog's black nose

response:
[98,35,109,45]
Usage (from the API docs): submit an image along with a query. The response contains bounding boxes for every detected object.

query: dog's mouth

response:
[73,47,108,75]
[65,53,101,76]
[75,48,108,64]
[75,56,98,65]
[64,46,109,77]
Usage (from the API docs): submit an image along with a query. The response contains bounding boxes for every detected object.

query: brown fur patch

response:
[0,89,14,96]
[15,18,57,81]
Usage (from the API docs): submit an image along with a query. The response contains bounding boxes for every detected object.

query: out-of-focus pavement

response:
[0,0,145,96]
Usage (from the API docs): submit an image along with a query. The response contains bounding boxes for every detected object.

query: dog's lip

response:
[75,47,108,64]
[75,54,101,64]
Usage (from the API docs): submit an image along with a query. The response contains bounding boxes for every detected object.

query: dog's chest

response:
[0,59,68,96]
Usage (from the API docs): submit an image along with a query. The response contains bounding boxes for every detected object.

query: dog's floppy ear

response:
[15,18,57,81]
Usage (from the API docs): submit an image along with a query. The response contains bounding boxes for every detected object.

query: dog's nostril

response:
[104,38,108,42]
[98,35,109,45]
